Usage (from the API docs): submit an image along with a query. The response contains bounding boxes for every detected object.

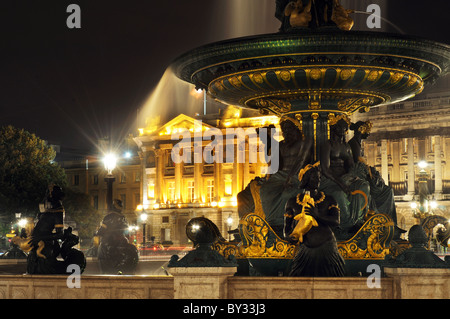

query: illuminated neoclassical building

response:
[353,85,450,248]
[133,110,279,245]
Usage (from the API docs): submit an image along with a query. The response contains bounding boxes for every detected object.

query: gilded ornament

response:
[256,98,292,114]
[253,72,264,84]
[390,72,404,84]
[214,81,225,91]
[229,76,241,87]
[338,97,375,113]
[407,75,417,87]
[328,113,351,126]
[340,69,353,81]
[310,68,322,80]
[358,121,373,134]
[279,70,291,82]
[280,115,302,131]
[309,91,321,110]
[367,70,380,81]
[337,214,394,259]
[240,214,295,259]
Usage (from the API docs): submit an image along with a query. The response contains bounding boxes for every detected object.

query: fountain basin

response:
[173,30,450,116]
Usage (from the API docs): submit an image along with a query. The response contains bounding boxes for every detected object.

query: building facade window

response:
[167,181,175,202]
[120,194,126,209]
[120,172,127,184]
[187,180,195,202]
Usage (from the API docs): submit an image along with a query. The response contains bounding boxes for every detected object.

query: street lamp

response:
[103,153,117,213]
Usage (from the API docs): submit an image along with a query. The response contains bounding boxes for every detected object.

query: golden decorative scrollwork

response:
[212,240,246,259]
[309,91,321,109]
[255,98,292,114]
[240,214,295,259]
[337,96,375,113]
[338,214,394,260]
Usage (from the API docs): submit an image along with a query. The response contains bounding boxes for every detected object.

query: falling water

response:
[136,1,279,133]
[136,0,406,133]
[136,68,204,132]
[210,0,279,40]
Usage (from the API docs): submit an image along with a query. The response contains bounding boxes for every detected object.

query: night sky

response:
[1,0,449,155]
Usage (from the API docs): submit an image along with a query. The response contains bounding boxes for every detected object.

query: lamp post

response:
[226,215,233,241]
[140,211,148,247]
[103,153,117,213]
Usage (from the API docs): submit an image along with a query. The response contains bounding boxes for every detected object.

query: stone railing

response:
[0,266,448,299]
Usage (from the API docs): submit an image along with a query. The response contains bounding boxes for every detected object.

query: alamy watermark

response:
[66,4,81,29]
[66,264,81,288]
[366,264,382,289]
[366,4,382,29]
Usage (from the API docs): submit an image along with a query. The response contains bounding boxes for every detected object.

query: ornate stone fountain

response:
[171,0,450,276]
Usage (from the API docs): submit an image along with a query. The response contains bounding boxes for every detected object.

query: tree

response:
[0,125,67,222]
[63,188,103,242]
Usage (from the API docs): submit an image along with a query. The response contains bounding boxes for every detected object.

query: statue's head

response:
[329,114,351,139]
[298,162,321,190]
[50,185,65,201]
[350,121,372,139]
[280,116,302,143]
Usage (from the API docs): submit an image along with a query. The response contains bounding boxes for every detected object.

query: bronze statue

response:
[95,199,139,275]
[248,117,313,236]
[330,0,354,31]
[14,185,86,274]
[319,115,370,238]
[276,0,354,31]
[284,0,312,28]
[349,120,405,239]
[284,162,346,276]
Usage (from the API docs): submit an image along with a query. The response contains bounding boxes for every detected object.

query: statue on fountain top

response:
[276,0,354,32]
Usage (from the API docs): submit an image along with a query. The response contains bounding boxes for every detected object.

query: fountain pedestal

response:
[169,267,237,299]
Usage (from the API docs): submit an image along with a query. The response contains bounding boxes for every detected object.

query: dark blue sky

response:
[0,0,449,154]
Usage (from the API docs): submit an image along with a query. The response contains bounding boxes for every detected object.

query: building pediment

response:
[138,114,214,138]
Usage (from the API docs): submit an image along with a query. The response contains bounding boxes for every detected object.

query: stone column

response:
[214,162,221,201]
[407,137,415,199]
[381,139,389,184]
[194,162,202,202]
[434,135,443,199]
[175,161,182,203]
[140,148,148,204]
[155,148,165,204]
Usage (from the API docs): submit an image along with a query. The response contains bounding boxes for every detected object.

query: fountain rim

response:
[171,30,450,85]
